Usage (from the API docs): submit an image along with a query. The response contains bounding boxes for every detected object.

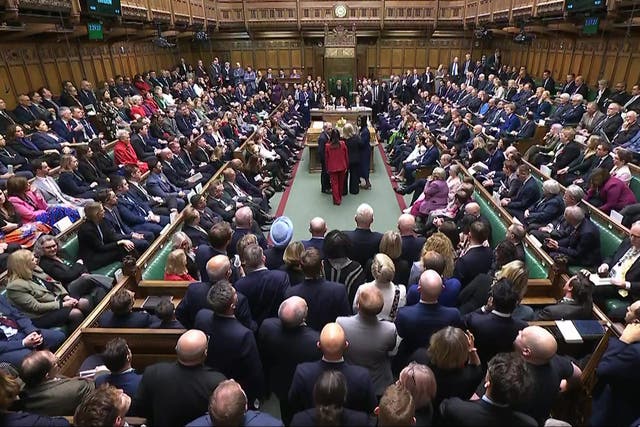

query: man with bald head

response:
[512,326,581,424]
[176,255,256,330]
[394,270,463,372]
[343,203,383,267]
[228,206,267,257]
[288,323,376,415]
[302,217,327,258]
[134,329,226,426]
[398,213,426,264]
[186,379,283,426]
[258,297,321,423]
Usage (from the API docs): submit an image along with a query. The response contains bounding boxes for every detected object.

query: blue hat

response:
[270,216,294,248]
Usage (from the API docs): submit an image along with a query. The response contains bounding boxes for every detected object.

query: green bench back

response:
[591,216,624,260]
[60,234,121,277]
[474,191,548,279]
[141,238,175,280]
[630,175,640,201]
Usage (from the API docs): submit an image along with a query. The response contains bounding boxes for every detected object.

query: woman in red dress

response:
[325,128,349,205]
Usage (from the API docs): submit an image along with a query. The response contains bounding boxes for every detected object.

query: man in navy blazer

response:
[146,159,187,210]
[591,319,640,427]
[234,244,290,327]
[301,217,327,259]
[502,164,542,222]
[288,323,376,415]
[51,107,83,143]
[403,138,439,186]
[112,175,169,237]
[285,248,351,331]
[258,297,321,424]
[176,255,255,331]
[440,352,537,426]
[95,337,142,397]
[398,214,426,265]
[194,281,264,405]
[97,189,153,253]
[544,205,601,268]
[463,279,528,369]
[343,203,383,268]
[0,295,65,368]
[394,270,463,371]
[98,289,158,328]
[453,221,494,288]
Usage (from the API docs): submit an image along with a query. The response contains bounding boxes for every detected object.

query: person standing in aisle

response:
[325,129,349,206]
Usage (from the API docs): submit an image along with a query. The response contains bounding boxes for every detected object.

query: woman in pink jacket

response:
[586,168,637,214]
[6,176,79,227]
[410,167,449,218]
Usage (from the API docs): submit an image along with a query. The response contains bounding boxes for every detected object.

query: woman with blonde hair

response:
[398,362,437,426]
[343,122,363,195]
[408,232,456,284]
[164,249,196,281]
[365,230,410,285]
[6,249,88,330]
[412,326,482,410]
[352,253,406,321]
[280,241,305,286]
[457,259,529,317]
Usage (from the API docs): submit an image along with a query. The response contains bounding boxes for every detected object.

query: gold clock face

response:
[334,4,347,18]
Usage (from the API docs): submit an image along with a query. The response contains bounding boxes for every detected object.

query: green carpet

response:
[274,145,404,238]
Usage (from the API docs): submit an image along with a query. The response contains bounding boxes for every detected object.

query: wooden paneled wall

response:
[0,41,178,108]
[500,36,640,89]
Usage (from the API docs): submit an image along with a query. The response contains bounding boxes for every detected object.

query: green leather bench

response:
[61,234,122,277]
[141,240,175,280]
[630,175,640,201]
[474,192,548,280]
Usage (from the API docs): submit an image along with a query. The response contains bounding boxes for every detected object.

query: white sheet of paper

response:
[114,268,124,282]
[589,273,612,287]
[529,235,543,249]
[195,183,203,193]
[610,210,623,225]
[54,216,73,232]
[555,320,583,344]
[540,165,552,176]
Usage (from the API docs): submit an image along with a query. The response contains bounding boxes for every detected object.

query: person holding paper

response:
[593,221,640,320]
[6,176,79,228]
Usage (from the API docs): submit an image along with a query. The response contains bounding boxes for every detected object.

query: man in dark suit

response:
[0,295,65,368]
[544,205,601,268]
[486,49,501,74]
[194,281,264,406]
[146,158,187,211]
[258,296,321,424]
[234,243,290,327]
[343,203,383,268]
[125,163,179,215]
[98,289,157,328]
[453,221,494,288]
[228,207,268,257]
[95,337,142,397]
[398,214,425,264]
[112,175,168,237]
[502,164,542,222]
[394,270,463,371]
[317,122,332,194]
[592,103,624,140]
[464,279,528,368]
[541,70,556,93]
[611,110,640,146]
[176,255,255,331]
[288,323,376,415]
[622,84,640,113]
[591,321,640,427]
[285,248,351,331]
[440,352,537,426]
[535,273,593,320]
[133,330,226,427]
[593,223,640,319]
[301,217,327,259]
[594,79,612,111]
[97,189,153,254]
[0,98,18,135]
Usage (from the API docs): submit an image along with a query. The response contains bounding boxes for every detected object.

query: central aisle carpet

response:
[274,144,404,237]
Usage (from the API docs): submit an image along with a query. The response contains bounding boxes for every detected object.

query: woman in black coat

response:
[34,235,112,306]
[76,145,110,187]
[343,123,361,195]
[89,138,119,176]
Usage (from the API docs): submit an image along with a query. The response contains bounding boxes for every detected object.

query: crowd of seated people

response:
[0,57,309,380]
[3,54,640,427]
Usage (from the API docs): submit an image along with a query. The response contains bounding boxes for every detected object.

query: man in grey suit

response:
[337,285,397,397]
[32,160,91,207]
